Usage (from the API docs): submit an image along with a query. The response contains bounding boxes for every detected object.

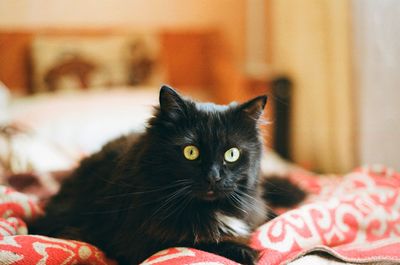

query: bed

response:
[1,29,399,265]
[0,85,399,265]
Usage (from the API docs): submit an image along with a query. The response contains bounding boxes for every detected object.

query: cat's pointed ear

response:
[159,85,185,116]
[239,95,268,121]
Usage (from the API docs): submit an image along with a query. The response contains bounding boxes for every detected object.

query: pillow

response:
[7,88,158,157]
[31,34,164,92]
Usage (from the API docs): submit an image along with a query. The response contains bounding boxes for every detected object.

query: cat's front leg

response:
[195,241,259,265]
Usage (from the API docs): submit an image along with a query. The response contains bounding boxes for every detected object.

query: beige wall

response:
[353,0,400,171]
[269,0,355,173]
[0,0,246,65]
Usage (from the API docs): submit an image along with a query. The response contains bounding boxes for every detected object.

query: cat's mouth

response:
[195,188,232,202]
[203,190,218,201]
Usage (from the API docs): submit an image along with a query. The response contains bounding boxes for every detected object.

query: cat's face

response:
[146,86,267,203]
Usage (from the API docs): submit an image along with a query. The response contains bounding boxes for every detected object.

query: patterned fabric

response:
[0,166,399,264]
[31,35,163,93]
[252,165,400,264]
[0,186,115,265]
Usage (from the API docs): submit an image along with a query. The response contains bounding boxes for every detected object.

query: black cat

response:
[29,85,305,265]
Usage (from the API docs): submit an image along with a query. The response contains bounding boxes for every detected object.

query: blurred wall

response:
[0,0,246,66]
[353,0,400,171]
[268,0,355,173]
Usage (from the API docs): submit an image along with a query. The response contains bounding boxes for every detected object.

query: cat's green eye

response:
[183,145,200,160]
[224,147,240,163]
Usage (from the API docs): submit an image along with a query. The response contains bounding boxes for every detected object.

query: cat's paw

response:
[196,241,259,265]
[222,243,259,265]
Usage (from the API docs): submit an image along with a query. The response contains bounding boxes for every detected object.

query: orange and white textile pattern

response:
[0,166,399,265]
[0,186,116,265]
[251,165,400,264]
[140,248,239,265]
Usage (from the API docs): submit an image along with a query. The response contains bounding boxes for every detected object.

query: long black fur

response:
[262,176,307,208]
[29,86,303,264]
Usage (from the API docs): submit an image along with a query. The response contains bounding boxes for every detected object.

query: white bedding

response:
[1,87,158,173]
[8,87,158,152]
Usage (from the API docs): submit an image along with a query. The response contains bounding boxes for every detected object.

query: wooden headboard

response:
[0,28,258,102]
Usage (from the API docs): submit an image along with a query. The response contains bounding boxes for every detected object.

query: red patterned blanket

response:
[0,166,399,264]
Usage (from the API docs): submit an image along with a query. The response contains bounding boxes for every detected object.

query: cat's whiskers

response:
[148,185,192,223]
[235,188,275,214]
[235,183,276,213]
[227,193,249,214]
[231,189,258,211]
[103,180,192,199]
[133,181,193,207]
[137,185,192,233]
[86,181,192,214]
[159,189,193,224]
[234,188,256,200]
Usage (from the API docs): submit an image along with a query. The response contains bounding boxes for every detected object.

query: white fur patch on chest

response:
[215,212,250,237]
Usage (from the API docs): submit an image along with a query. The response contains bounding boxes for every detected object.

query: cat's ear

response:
[239,95,268,121]
[159,85,185,117]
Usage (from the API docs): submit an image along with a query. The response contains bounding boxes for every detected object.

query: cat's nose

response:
[206,166,221,186]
